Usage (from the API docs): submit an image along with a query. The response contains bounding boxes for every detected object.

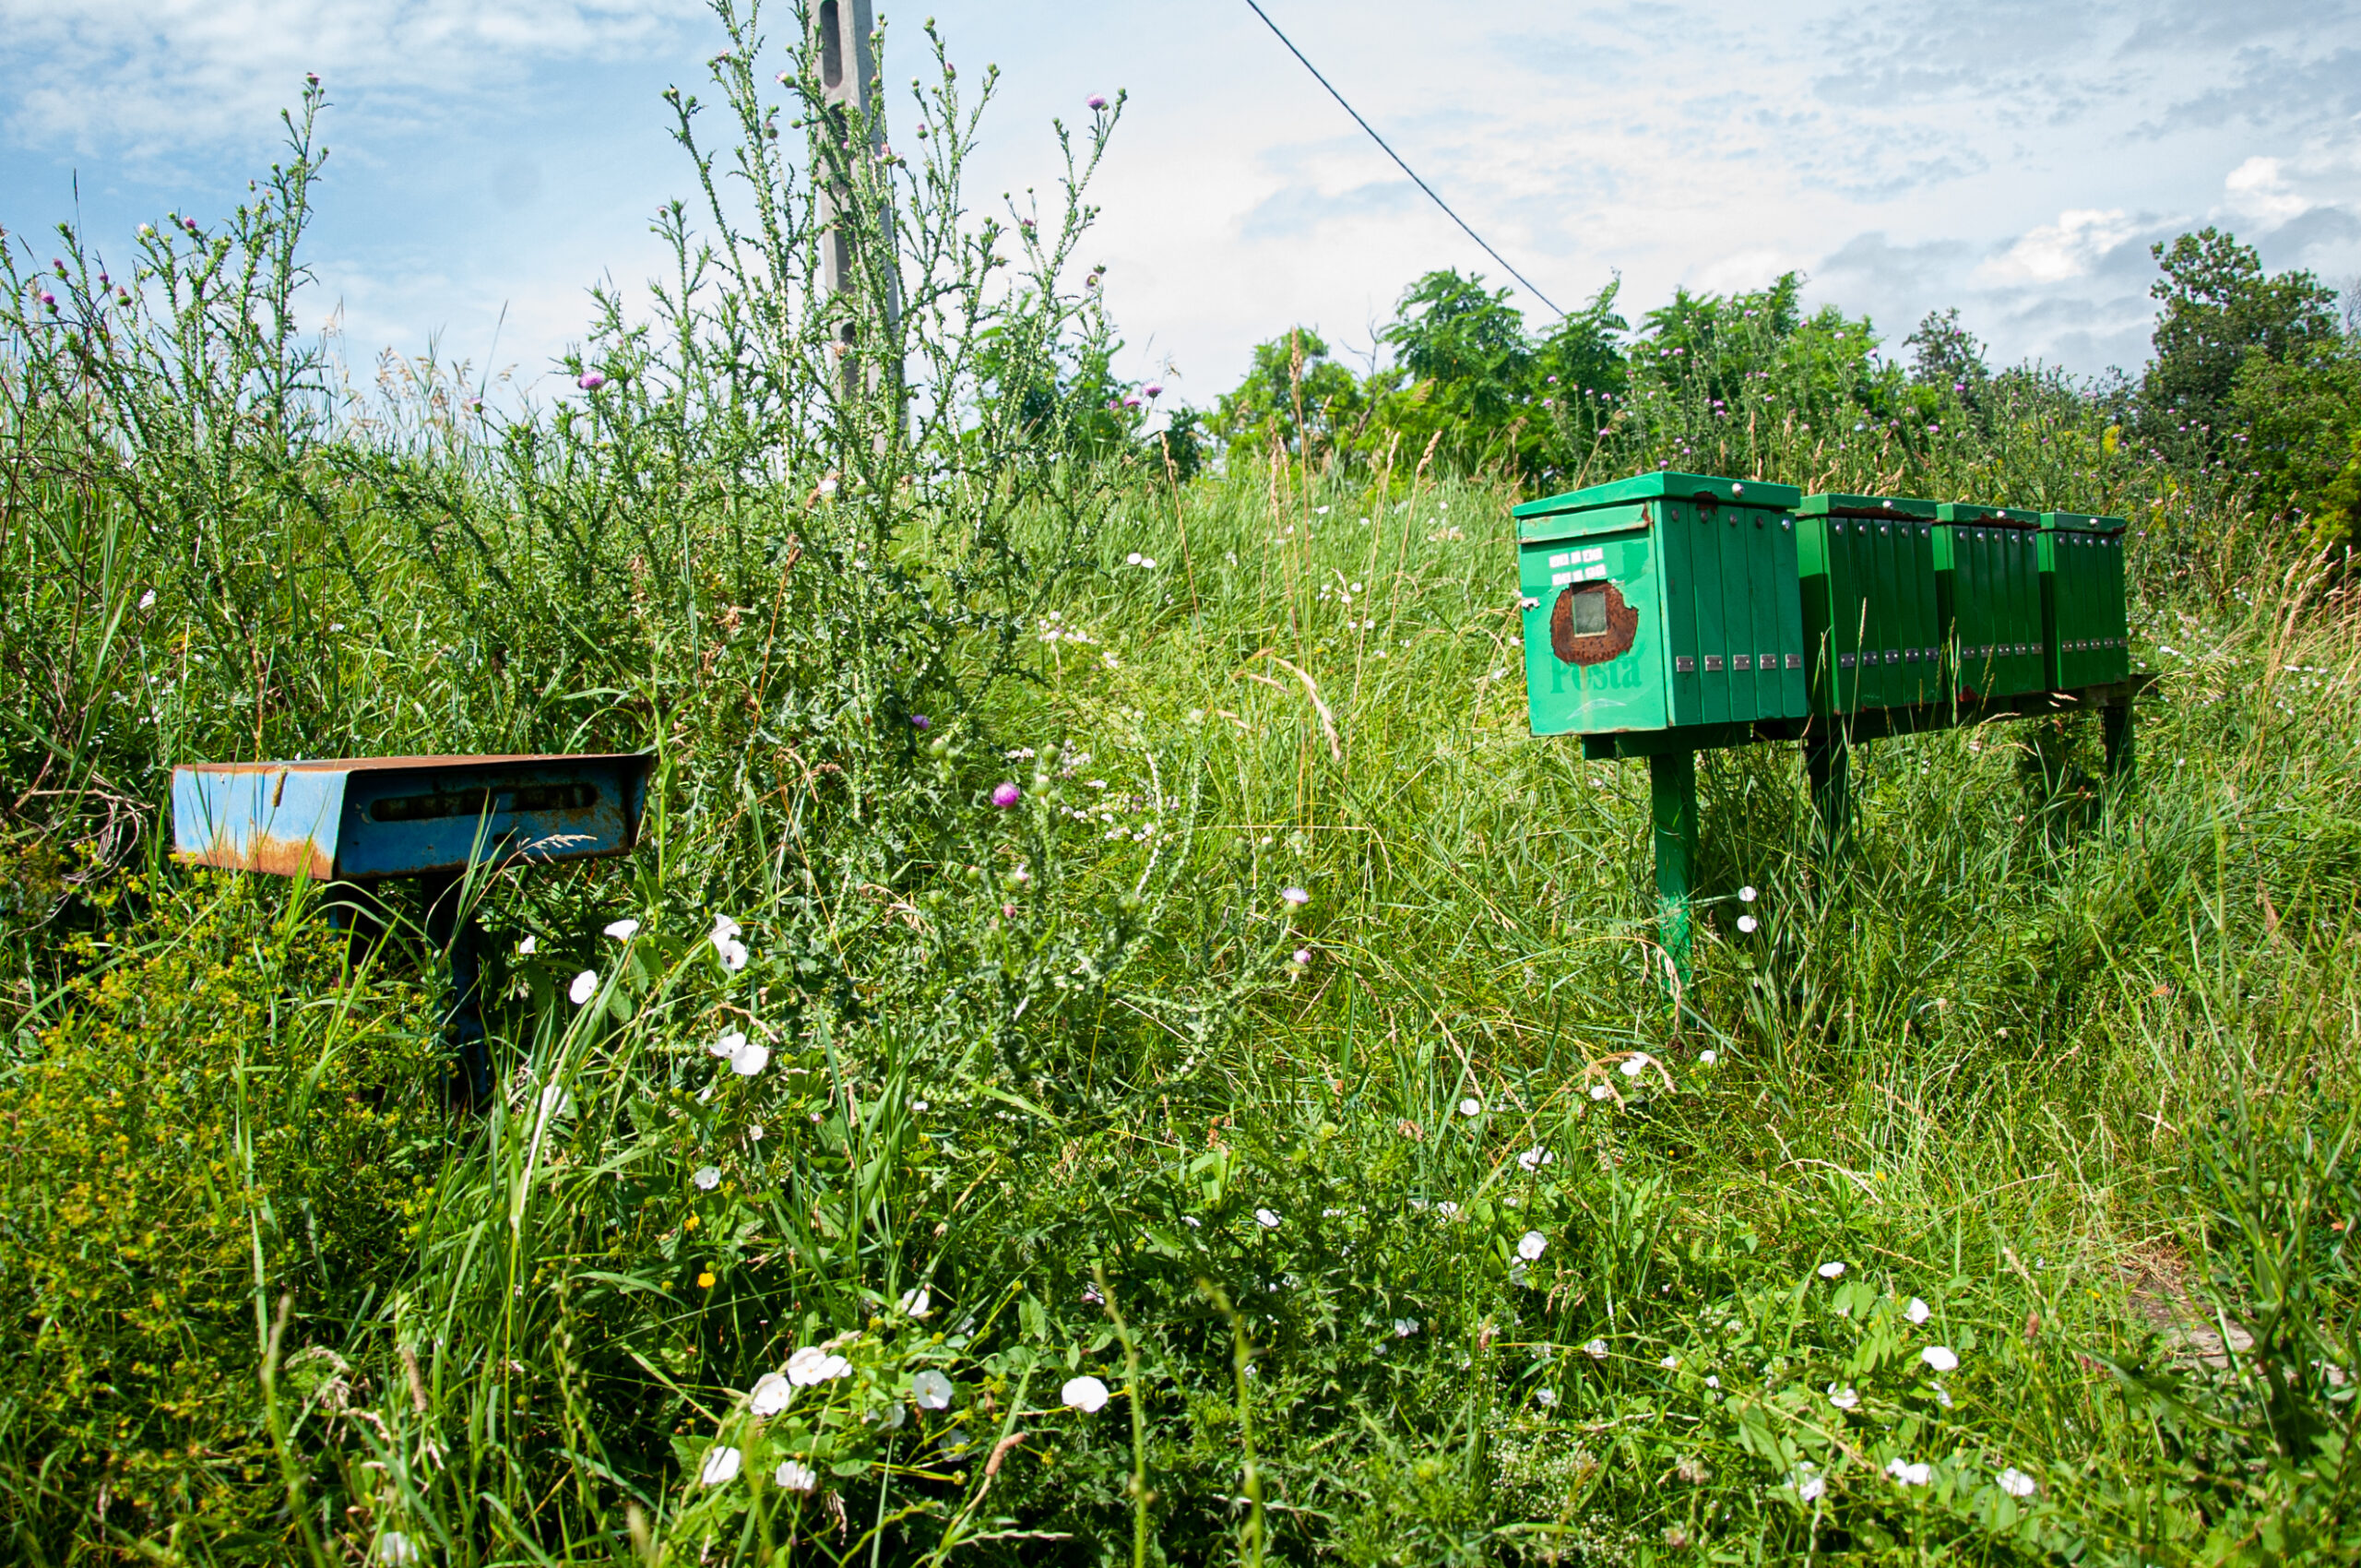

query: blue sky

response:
[4,0,2357,412]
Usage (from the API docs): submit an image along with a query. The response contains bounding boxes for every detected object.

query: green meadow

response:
[2,8,2356,1563]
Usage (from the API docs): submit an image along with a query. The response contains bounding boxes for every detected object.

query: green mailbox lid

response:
[2040,511,2127,534]
[1515,470,1800,530]
[1935,502,2040,529]
[1797,493,1938,520]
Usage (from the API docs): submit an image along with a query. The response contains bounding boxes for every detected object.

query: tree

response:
[2140,228,2342,463]
[1208,327,1372,463]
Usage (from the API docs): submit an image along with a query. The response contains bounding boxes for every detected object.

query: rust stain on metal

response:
[1552,582,1639,667]
[183,827,335,880]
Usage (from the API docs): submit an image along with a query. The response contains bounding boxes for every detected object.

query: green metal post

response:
[2103,695,2135,782]
[1805,734,1851,849]
[1650,750,1698,992]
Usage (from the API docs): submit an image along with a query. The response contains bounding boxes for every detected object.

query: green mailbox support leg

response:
[1805,734,1852,849]
[1650,750,1698,993]
[2103,696,2135,783]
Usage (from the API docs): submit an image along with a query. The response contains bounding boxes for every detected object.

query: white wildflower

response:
[604,918,640,941]
[1921,1345,1959,1373]
[1996,1467,2036,1497]
[898,1287,931,1318]
[786,1346,851,1385]
[1704,1375,1720,1388]
[720,937,749,971]
[1827,1384,1859,1410]
[1737,914,1759,933]
[1061,1374,1109,1413]
[1620,1052,1651,1078]
[1584,1338,1608,1360]
[912,1370,953,1409]
[730,1038,771,1076]
[1535,1387,1557,1407]
[375,1534,419,1565]
[699,1445,742,1486]
[749,1372,792,1417]
[1393,1318,1419,1337]
[1660,1354,1679,1369]
[1517,1230,1548,1262]
[1796,1473,1826,1502]
[1255,1208,1281,1229]
[1458,1097,1482,1117]
[775,1458,818,1492]
[136,588,157,612]
[710,1029,745,1059]
[1739,885,1757,902]
[516,935,537,956]
[1817,1262,1845,1279]
[568,969,598,1005]
[1905,1297,1931,1324]
[1589,1084,1614,1101]
[1885,1458,1932,1486]
[1698,1050,1717,1065]
[1517,1146,1554,1171]
[694,1166,720,1191]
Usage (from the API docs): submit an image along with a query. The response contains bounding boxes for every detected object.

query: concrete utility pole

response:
[812,0,901,413]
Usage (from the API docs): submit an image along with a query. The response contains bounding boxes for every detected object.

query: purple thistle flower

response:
[1087,94,1108,111]
[909,714,931,731]
[1281,886,1310,907]
[991,781,1023,809]
[1143,383,1162,398]
[1122,396,1142,410]
[183,218,197,232]
[577,373,606,392]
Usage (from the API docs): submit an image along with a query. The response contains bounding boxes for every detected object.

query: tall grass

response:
[2,6,2356,1564]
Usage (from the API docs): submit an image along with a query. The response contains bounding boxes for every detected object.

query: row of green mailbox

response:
[1514,471,2130,738]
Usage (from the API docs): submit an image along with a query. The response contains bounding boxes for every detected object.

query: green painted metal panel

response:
[1517,508,1669,736]
[1770,511,1809,717]
[1659,500,1703,724]
[1937,504,2045,697]
[1691,502,1731,725]
[2041,512,2129,689]
[1516,470,1802,521]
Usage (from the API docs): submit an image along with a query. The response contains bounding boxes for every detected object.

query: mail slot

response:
[1513,471,1808,737]
[1933,504,2047,699]
[2039,511,2130,690]
[172,753,654,882]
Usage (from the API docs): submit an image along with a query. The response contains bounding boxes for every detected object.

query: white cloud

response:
[1971,208,2137,287]
[2223,156,2309,226]
[0,0,702,152]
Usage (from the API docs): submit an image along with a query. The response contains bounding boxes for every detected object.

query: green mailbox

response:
[1514,472,1808,738]
[1934,504,2046,698]
[2040,512,2130,689]
[1795,494,1941,713]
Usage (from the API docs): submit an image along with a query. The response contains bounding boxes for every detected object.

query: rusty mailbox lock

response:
[172,753,655,1104]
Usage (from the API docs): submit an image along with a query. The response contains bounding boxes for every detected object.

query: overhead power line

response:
[1241,0,1565,318]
